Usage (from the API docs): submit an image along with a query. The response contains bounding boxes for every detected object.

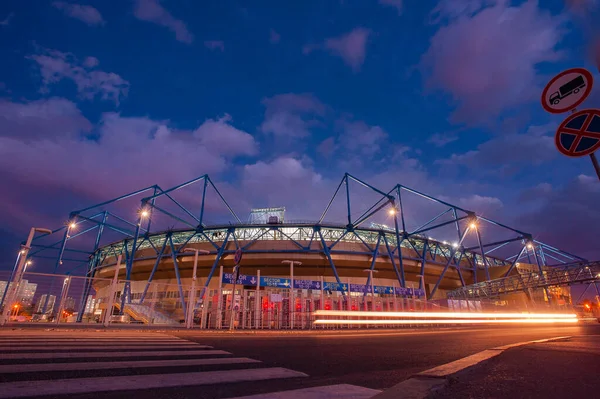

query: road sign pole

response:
[229,264,239,331]
[590,153,600,180]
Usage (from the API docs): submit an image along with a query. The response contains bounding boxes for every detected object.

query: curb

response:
[372,336,571,399]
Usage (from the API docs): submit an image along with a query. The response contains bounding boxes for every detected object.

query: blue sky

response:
[0,0,599,270]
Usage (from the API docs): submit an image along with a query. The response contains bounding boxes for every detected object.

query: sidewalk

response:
[433,335,600,399]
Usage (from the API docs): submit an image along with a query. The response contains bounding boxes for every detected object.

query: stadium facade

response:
[4,174,583,327]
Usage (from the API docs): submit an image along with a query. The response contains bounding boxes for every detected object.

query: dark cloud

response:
[422,0,565,126]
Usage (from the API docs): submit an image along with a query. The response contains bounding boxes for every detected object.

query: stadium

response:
[2,174,585,328]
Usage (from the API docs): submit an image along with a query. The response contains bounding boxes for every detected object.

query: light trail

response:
[312,310,578,319]
[313,318,579,325]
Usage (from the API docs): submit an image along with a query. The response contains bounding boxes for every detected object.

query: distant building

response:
[64,297,76,310]
[0,280,37,306]
[84,295,96,314]
[35,295,56,314]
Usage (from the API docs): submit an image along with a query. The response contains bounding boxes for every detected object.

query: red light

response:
[296,303,301,310]
[351,305,357,311]
[325,304,331,310]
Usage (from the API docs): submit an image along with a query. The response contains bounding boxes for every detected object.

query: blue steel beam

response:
[73,185,158,214]
[419,240,428,290]
[168,234,187,313]
[140,236,169,303]
[429,226,471,299]
[410,208,453,237]
[196,230,231,308]
[383,234,405,288]
[363,234,382,297]
[318,228,347,297]
[396,185,471,214]
[319,176,345,224]
[207,176,242,223]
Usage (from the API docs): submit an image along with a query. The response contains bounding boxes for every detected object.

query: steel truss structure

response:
[7,173,587,320]
[447,261,600,300]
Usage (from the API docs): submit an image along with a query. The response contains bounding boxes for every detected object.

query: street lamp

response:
[182,248,210,329]
[1,227,52,325]
[282,260,302,329]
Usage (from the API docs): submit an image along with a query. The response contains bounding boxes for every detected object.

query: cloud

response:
[193,114,258,156]
[0,12,14,26]
[260,93,327,138]
[421,0,565,125]
[458,194,504,213]
[0,99,258,204]
[436,123,557,174]
[428,132,459,147]
[242,156,327,217]
[269,29,281,44]
[0,97,92,139]
[52,2,105,26]
[518,175,600,260]
[133,0,193,44]
[304,28,371,72]
[28,48,129,105]
[519,182,553,202]
[83,56,99,68]
[379,0,403,15]
[335,118,389,156]
[204,40,225,52]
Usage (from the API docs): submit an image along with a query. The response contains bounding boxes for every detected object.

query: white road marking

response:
[0,349,229,360]
[0,367,308,398]
[229,384,381,399]
[0,357,261,374]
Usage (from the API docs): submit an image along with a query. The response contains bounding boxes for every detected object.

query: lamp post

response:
[1,227,52,325]
[282,260,301,329]
[182,248,210,329]
[362,269,379,311]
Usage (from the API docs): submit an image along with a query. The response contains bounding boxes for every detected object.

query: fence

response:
[0,271,573,329]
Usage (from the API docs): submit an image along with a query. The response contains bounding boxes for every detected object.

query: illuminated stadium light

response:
[388,208,396,216]
[140,209,149,218]
[452,242,459,248]
[469,222,477,230]
[69,222,76,229]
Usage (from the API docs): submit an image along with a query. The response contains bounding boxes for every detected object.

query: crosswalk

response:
[0,331,381,399]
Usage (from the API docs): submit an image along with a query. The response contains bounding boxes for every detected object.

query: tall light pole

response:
[362,269,378,311]
[1,227,52,325]
[282,260,301,329]
[182,248,210,329]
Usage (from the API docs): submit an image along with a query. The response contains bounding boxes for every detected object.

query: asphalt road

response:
[0,324,597,399]
[172,324,597,397]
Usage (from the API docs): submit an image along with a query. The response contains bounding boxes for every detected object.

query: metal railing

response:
[448,261,600,300]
